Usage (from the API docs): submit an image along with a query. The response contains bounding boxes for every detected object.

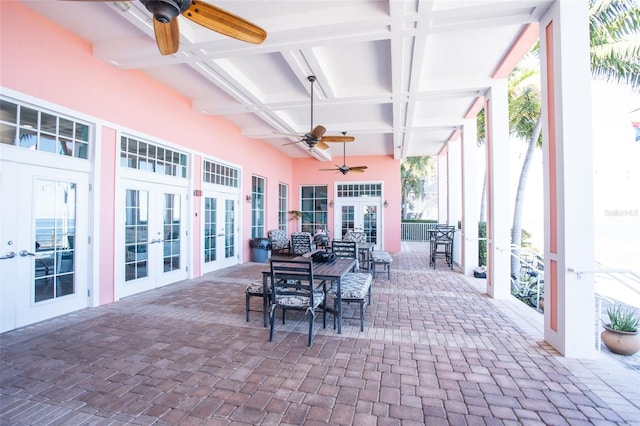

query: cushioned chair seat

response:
[328,272,371,300]
[371,251,392,279]
[246,280,266,295]
[328,272,372,331]
[245,280,270,324]
[275,291,325,309]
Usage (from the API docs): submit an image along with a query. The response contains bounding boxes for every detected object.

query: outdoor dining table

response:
[261,256,356,334]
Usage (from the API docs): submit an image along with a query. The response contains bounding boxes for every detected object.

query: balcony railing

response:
[401,221,437,241]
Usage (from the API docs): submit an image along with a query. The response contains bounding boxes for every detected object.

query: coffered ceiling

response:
[19,0,552,162]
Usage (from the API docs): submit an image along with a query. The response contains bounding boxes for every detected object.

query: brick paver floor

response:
[1,242,639,425]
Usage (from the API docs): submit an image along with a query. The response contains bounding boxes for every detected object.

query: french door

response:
[0,161,89,333]
[335,199,381,250]
[116,180,188,299]
[201,192,239,274]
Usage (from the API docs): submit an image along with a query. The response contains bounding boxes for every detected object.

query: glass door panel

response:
[117,182,187,299]
[335,200,382,250]
[1,162,88,332]
[125,189,149,281]
[34,179,77,303]
[202,193,238,273]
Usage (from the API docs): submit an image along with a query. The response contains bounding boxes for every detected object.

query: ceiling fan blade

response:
[153,18,180,55]
[316,140,330,150]
[321,136,356,143]
[310,125,326,139]
[319,168,339,171]
[182,1,267,44]
[282,139,304,147]
[349,166,368,172]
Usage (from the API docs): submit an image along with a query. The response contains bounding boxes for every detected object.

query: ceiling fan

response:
[320,139,367,175]
[280,76,356,150]
[63,0,267,55]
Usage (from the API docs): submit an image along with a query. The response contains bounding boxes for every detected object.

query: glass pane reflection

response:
[33,179,76,303]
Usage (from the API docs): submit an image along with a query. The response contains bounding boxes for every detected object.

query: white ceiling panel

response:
[17,0,552,161]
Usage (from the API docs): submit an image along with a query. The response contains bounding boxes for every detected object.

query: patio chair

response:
[245,279,270,325]
[430,225,455,269]
[330,240,359,271]
[268,229,290,255]
[291,232,316,255]
[343,231,370,268]
[327,240,372,331]
[314,229,330,250]
[268,258,327,347]
[343,230,367,243]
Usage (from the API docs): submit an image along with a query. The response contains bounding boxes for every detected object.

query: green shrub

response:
[478,221,487,266]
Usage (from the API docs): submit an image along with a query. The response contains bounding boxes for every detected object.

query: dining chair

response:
[268,258,327,346]
[290,232,316,255]
[330,240,359,271]
[327,240,372,331]
[268,229,291,255]
[343,230,367,243]
[245,279,270,324]
[430,225,455,269]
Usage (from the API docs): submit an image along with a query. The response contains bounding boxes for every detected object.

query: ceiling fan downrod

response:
[308,75,316,134]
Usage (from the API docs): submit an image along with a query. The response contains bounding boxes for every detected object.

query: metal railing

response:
[510,252,640,353]
[569,265,640,352]
[401,222,437,241]
[510,246,545,310]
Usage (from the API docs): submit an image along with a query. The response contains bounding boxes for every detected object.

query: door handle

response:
[1,251,16,260]
[19,250,35,257]
[217,233,224,237]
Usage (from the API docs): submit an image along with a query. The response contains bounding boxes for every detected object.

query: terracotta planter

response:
[539,297,544,311]
[601,325,640,356]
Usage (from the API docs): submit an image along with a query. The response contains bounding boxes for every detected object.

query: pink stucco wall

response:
[1,1,401,306]
[292,156,402,253]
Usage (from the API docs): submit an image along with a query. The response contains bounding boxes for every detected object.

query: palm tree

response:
[509,0,640,276]
[590,0,640,93]
[401,157,435,220]
[509,62,543,275]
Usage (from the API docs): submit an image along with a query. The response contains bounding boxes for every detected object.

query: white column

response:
[461,120,479,275]
[485,80,511,299]
[540,0,595,358]
[447,138,461,227]
[437,154,448,224]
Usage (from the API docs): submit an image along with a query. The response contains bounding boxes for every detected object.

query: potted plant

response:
[288,210,303,231]
[600,304,640,356]
[288,210,303,221]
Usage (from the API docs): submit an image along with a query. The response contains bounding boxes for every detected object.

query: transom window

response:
[337,183,382,198]
[203,159,239,188]
[120,136,187,178]
[0,98,90,159]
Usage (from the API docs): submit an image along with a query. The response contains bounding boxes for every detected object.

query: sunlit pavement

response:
[1,242,639,425]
